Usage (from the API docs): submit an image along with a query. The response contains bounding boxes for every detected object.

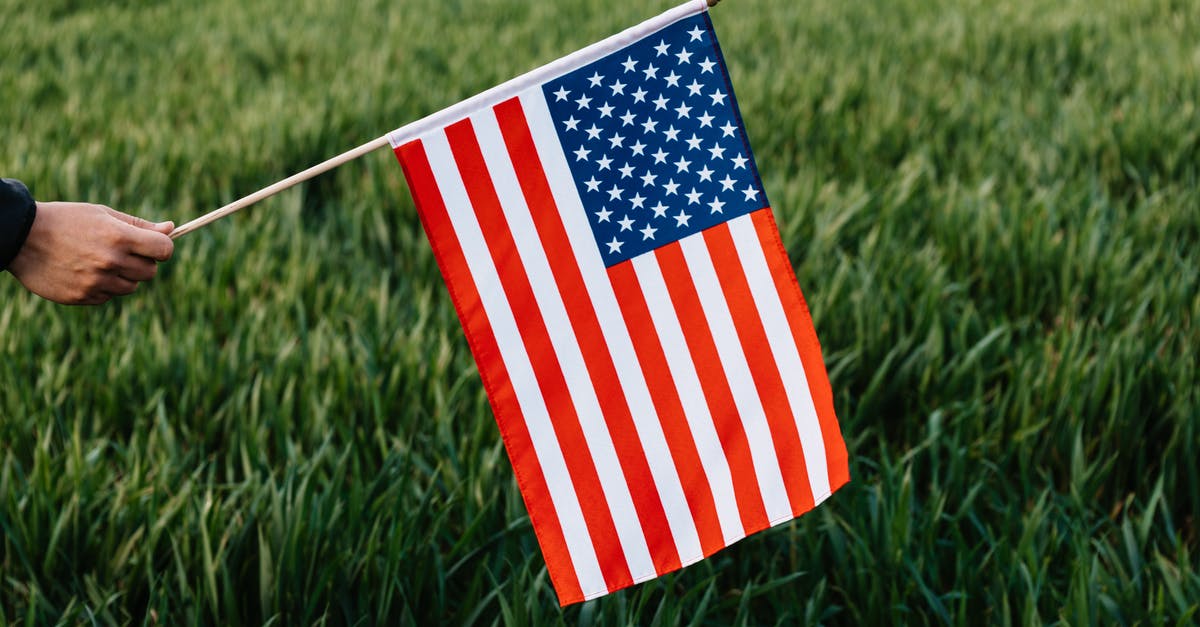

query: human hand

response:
[8,202,174,305]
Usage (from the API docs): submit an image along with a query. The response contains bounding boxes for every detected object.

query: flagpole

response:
[170,0,723,239]
[169,134,391,238]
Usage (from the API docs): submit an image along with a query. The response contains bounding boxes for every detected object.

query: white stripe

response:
[676,234,794,523]
[518,91,711,563]
[522,89,747,548]
[728,215,832,500]
[467,109,658,581]
[387,0,710,148]
[628,254,748,545]
[420,132,608,597]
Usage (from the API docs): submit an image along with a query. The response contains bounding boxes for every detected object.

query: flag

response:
[390,0,849,605]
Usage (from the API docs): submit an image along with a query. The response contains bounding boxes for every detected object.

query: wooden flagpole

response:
[170,0,723,239]
[169,135,391,238]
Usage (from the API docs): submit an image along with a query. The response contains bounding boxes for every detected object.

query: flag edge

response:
[387,0,710,149]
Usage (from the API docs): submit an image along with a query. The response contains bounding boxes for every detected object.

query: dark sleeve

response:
[0,178,37,271]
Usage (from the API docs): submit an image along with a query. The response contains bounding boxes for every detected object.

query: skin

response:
[8,202,175,305]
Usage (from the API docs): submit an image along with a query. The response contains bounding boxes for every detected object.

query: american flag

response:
[391,2,848,605]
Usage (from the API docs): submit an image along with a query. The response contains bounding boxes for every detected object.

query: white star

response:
[606,236,623,254]
[685,187,703,205]
[709,90,727,106]
[641,117,659,134]
[585,176,602,192]
[588,72,604,87]
[674,210,692,227]
[651,201,669,218]
[618,162,635,178]
[618,215,635,231]
[630,192,646,209]
[631,87,648,103]
[674,156,691,173]
[652,148,669,164]
[676,49,693,64]
[675,102,692,118]
[708,197,726,214]
[619,110,636,126]
[687,26,705,41]
[598,102,614,118]
[687,80,703,96]
[630,140,646,156]
[664,126,681,141]
[663,179,680,195]
[597,154,613,170]
[607,184,624,200]
[697,165,714,181]
[685,134,703,151]
[640,223,658,240]
[720,121,738,137]
[718,174,736,191]
[608,132,625,148]
[742,184,760,202]
[573,146,590,161]
[553,86,570,101]
[586,124,602,140]
[654,40,670,56]
[595,206,612,222]
[641,170,658,187]
[653,94,670,111]
[698,58,716,74]
[697,111,715,128]
[621,56,638,73]
[643,63,659,80]
[731,154,748,169]
[610,80,626,95]
[664,71,681,87]
[563,116,580,131]
[708,143,726,160]
[575,94,592,109]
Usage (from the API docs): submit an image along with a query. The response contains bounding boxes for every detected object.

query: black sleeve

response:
[0,178,37,271]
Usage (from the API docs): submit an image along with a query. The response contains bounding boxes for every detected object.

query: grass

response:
[1,0,1198,623]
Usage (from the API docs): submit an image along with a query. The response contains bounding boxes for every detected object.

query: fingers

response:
[98,207,175,260]
[100,209,173,299]
[118,255,159,282]
[101,276,139,297]
[105,206,155,229]
[73,276,137,306]
[105,206,176,234]
[118,223,175,261]
[103,209,173,294]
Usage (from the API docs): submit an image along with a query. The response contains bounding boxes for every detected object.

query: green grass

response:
[2,0,1198,623]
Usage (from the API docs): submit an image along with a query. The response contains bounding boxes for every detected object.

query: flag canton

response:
[543,13,768,267]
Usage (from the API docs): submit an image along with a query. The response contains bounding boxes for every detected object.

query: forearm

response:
[0,178,37,271]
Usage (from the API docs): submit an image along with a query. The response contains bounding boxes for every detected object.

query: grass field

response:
[2,0,1198,624]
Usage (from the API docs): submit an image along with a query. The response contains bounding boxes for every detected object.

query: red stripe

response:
[703,222,816,515]
[751,209,850,492]
[441,119,634,592]
[394,141,584,602]
[652,242,771,534]
[491,98,684,574]
[606,261,728,557]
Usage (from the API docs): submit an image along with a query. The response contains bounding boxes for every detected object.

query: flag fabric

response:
[390,0,848,605]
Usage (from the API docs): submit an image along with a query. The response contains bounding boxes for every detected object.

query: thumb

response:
[105,207,174,233]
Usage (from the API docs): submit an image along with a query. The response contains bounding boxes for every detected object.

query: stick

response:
[171,0,724,239]
[169,134,391,238]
